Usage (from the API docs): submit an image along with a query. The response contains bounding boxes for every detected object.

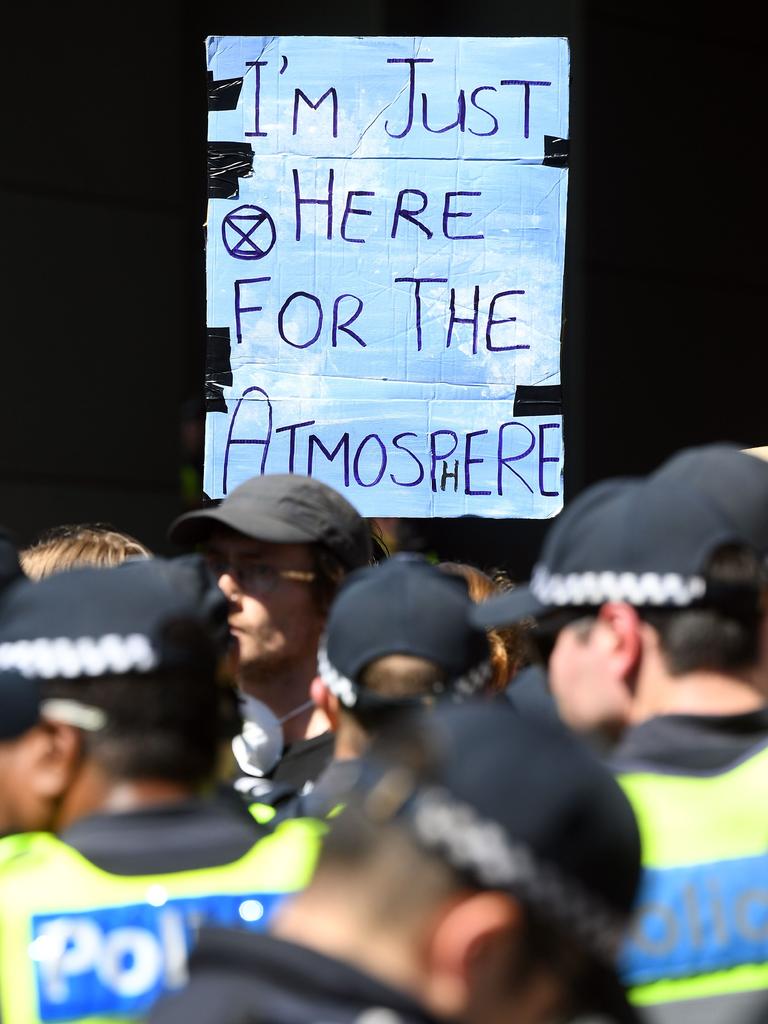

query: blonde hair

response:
[21,523,151,580]
[437,561,528,693]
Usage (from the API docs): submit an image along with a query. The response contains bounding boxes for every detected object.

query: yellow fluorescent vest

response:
[617,743,768,1011]
[0,818,324,1024]
[0,832,36,867]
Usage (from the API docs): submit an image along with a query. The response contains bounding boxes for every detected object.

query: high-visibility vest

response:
[248,799,344,825]
[0,818,324,1023]
[617,742,768,1021]
[0,831,35,866]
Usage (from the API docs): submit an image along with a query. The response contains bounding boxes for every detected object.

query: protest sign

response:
[205,36,569,517]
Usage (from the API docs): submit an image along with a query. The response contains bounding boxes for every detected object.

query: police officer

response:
[150,700,642,1024]
[259,553,492,822]
[0,557,322,1022]
[474,446,768,1021]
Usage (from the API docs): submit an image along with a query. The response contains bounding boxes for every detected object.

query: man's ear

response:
[27,720,84,800]
[596,602,643,686]
[422,891,522,1020]
[425,893,569,1024]
[310,676,340,730]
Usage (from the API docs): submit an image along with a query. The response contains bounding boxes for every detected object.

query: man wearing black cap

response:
[0,558,322,1022]
[168,474,372,792]
[474,449,768,1021]
[151,700,642,1024]
[258,553,492,821]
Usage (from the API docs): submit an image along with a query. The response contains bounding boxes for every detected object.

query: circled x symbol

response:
[222,204,276,260]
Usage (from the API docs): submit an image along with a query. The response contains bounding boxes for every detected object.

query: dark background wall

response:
[1,3,763,581]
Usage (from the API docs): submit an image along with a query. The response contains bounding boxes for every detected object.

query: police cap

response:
[354,700,642,1022]
[317,553,491,709]
[0,555,228,684]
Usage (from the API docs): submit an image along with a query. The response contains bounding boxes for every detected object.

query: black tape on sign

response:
[206,387,227,413]
[206,328,233,413]
[513,385,562,417]
[207,71,244,111]
[543,136,569,168]
[206,328,233,386]
[207,143,254,200]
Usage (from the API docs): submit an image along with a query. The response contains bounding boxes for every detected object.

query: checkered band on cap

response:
[317,643,492,708]
[0,635,158,679]
[318,644,360,708]
[530,565,707,609]
[410,786,625,964]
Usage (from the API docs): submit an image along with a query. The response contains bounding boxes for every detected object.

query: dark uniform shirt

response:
[149,926,443,1024]
[269,730,335,787]
[260,757,363,823]
[60,794,268,875]
[610,707,768,774]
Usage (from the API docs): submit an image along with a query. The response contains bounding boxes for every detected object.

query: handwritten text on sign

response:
[204,36,569,517]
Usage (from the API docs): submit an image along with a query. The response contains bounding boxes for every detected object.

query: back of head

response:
[642,444,768,676]
[318,554,491,735]
[360,701,641,918]
[638,541,766,677]
[316,700,641,1022]
[0,557,236,789]
[20,523,151,580]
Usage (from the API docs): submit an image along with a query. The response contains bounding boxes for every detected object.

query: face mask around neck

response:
[232,693,315,777]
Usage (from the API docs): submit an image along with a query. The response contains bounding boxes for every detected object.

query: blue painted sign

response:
[205,36,569,517]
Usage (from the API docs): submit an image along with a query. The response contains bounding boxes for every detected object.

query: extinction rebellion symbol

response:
[222,204,277,260]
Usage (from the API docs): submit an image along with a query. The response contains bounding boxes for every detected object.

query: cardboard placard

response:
[205,36,569,517]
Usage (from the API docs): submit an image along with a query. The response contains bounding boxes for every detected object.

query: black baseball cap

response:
[168,474,372,571]
[0,555,228,682]
[350,701,642,1021]
[318,553,492,708]
[473,472,746,629]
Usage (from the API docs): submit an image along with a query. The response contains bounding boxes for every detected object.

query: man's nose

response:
[217,569,241,602]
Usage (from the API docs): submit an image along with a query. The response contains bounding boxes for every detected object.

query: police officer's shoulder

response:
[0,831,58,874]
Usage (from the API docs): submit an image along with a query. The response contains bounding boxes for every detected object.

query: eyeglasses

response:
[205,555,316,595]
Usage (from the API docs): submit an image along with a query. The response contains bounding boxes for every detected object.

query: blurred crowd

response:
[1,442,768,1023]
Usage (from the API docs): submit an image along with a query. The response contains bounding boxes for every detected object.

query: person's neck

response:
[273,878,425,1002]
[239,657,331,744]
[632,668,766,723]
[332,714,369,761]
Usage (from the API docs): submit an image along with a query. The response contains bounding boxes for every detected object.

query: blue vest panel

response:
[620,853,768,986]
[31,891,286,1021]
